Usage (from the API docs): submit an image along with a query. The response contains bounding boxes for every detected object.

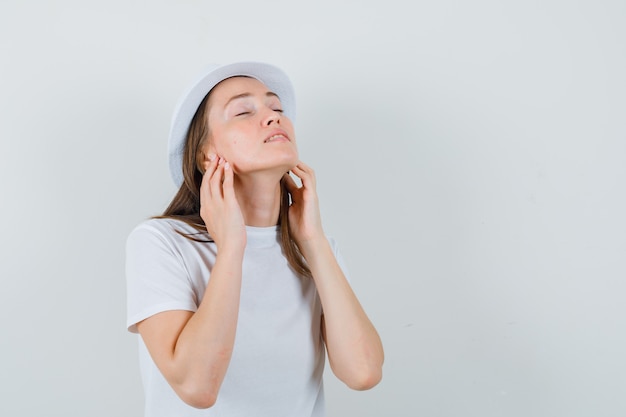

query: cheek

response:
[214,136,247,164]
[209,131,233,155]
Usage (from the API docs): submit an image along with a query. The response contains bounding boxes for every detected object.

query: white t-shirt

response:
[126,218,349,417]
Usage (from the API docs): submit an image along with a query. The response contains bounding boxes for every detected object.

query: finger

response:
[295,161,312,172]
[201,155,219,199]
[202,153,218,174]
[292,164,316,189]
[222,161,236,200]
[292,162,314,177]
[210,159,225,198]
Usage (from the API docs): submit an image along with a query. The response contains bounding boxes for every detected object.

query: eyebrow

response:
[224,91,280,107]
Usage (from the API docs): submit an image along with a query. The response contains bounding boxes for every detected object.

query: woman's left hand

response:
[283,162,326,248]
[286,163,384,391]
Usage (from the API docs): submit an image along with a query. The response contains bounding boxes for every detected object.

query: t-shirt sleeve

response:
[126,223,199,333]
[328,236,352,284]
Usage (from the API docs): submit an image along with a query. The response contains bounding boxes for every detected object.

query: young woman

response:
[126,61,384,417]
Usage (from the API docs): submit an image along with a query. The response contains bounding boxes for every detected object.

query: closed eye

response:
[235,111,251,116]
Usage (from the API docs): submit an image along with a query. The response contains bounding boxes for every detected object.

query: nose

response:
[263,109,281,126]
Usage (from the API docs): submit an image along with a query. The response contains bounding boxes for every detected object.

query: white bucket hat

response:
[167,61,296,187]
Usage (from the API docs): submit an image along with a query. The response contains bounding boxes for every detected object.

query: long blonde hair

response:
[156,90,311,278]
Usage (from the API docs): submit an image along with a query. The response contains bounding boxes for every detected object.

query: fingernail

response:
[207,153,216,161]
[224,162,230,169]
[218,157,224,165]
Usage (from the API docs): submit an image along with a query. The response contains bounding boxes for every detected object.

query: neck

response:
[233,172,283,227]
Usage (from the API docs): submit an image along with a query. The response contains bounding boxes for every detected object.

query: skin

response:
[136,77,384,409]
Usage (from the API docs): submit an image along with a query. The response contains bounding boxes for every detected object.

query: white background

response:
[1,1,625,416]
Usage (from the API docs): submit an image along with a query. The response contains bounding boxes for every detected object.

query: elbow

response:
[345,366,383,391]
[168,351,232,409]
[176,384,219,409]
[184,394,217,410]
[343,342,385,391]
[331,342,385,391]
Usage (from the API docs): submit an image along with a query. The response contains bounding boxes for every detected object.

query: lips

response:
[264,130,290,143]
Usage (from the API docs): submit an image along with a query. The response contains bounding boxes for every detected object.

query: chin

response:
[235,157,298,176]
[272,150,299,171]
[286,159,301,174]
[232,148,299,174]
[276,159,298,174]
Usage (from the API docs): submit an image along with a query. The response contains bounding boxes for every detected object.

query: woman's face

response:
[202,76,298,175]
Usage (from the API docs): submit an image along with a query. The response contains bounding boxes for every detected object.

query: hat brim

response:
[168,61,296,187]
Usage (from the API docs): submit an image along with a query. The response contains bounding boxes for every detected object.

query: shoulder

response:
[128,218,202,243]
[126,218,209,255]
[129,217,191,236]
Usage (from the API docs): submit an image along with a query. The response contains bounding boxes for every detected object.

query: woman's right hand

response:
[137,153,246,408]
[200,154,246,251]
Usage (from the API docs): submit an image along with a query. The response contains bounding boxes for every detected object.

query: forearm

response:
[166,248,244,407]
[300,237,384,390]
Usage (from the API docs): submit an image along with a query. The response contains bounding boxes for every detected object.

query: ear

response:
[198,143,216,172]
[199,144,211,159]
